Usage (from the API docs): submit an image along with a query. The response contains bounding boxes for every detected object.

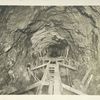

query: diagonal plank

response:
[82,68,92,84]
[37,63,49,94]
[62,83,86,95]
[85,74,93,89]
[9,81,41,94]
[31,64,47,71]
[59,63,77,71]
[20,81,41,93]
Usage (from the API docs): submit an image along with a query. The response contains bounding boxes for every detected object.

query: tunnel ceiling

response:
[0,6,100,94]
[0,6,100,66]
[0,6,100,58]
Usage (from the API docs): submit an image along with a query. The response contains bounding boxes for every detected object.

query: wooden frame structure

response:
[4,57,93,95]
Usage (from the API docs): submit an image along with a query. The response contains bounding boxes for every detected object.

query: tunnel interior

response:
[47,45,63,57]
[44,37,68,58]
[0,6,99,95]
[47,43,66,58]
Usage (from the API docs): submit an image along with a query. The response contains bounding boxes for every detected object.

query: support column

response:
[48,81,54,95]
[54,61,62,94]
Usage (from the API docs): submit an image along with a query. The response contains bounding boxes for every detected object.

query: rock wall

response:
[0,6,100,94]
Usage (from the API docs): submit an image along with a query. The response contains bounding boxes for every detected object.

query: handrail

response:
[31,64,47,71]
[59,63,77,71]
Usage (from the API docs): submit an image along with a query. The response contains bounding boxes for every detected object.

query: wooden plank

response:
[9,81,41,94]
[41,82,49,85]
[66,68,72,86]
[54,62,61,94]
[59,63,77,71]
[37,63,49,94]
[48,62,55,95]
[85,74,93,89]
[39,57,65,62]
[62,83,86,95]
[33,73,40,81]
[57,59,64,62]
[27,68,39,81]
[20,81,41,93]
[48,81,53,95]
[31,64,47,71]
[65,46,70,58]
[0,87,17,94]
[82,68,92,84]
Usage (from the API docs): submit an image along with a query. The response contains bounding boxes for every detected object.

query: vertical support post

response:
[65,46,70,58]
[48,81,53,95]
[66,68,72,86]
[54,61,62,94]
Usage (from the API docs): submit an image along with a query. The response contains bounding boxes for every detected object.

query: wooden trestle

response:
[7,57,93,95]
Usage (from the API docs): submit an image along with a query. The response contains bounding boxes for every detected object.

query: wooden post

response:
[48,81,53,95]
[65,46,70,58]
[54,61,61,94]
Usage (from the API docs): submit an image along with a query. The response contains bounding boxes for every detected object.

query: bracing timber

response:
[3,57,93,95]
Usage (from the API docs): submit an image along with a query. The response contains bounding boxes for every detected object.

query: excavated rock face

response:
[0,6,100,94]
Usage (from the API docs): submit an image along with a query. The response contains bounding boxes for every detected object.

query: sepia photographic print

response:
[0,6,100,95]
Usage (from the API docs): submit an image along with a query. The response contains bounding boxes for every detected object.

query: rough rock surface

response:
[0,6,100,94]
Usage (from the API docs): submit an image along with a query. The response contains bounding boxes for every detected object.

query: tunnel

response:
[47,38,68,58]
[48,44,62,57]
[0,6,99,95]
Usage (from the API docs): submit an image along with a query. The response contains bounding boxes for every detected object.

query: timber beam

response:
[31,64,47,71]
[59,63,77,71]
[9,81,41,94]
[62,83,86,95]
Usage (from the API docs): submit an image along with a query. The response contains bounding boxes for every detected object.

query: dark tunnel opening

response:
[47,44,66,58]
